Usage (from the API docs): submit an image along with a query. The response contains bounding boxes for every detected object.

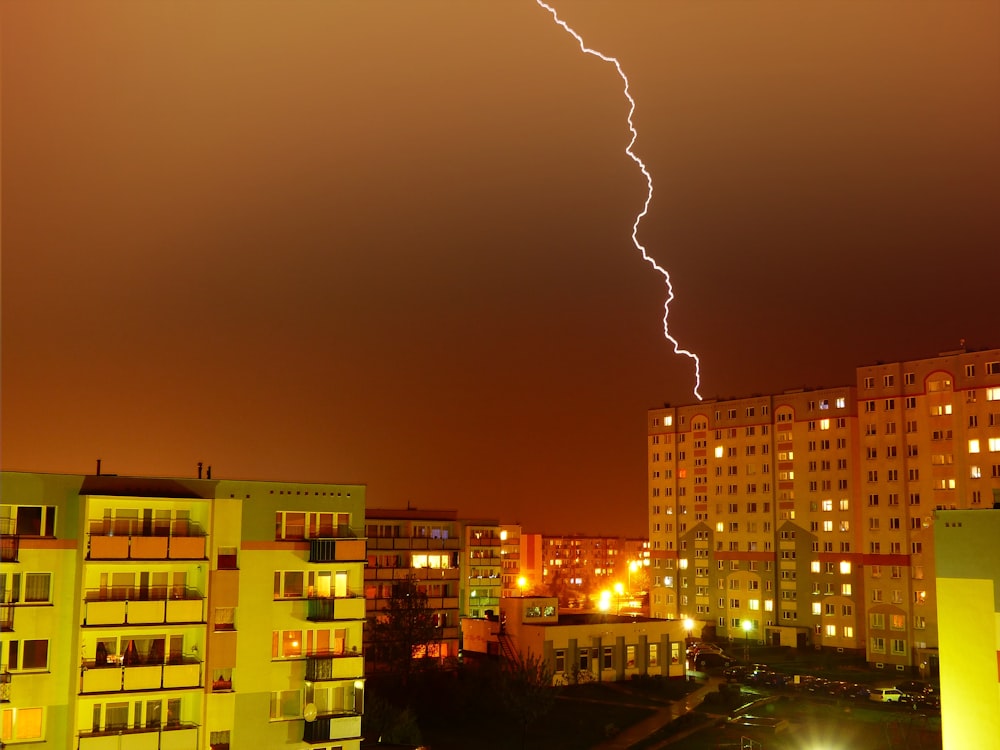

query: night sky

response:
[3,1,998,536]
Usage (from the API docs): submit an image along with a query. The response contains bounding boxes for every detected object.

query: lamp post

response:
[683,618,694,671]
[613,582,624,615]
[517,576,527,597]
[627,560,640,593]
[742,619,752,665]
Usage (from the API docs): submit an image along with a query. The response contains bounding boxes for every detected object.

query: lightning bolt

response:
[535,0,702,401]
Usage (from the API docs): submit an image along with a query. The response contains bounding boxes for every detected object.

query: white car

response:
[869,688,903,702]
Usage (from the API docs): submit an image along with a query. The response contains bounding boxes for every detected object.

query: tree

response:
[499,651,555,749]
[368,575,437,684]
[361,694,423,746]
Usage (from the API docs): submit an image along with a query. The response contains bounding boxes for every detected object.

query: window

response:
[22,572,52,603]
[1,707,44,742]
[21,640,49,670]
[0,505,57,537]
[270,690,302,720]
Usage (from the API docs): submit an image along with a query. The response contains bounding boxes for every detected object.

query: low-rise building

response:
[462,596,686,684]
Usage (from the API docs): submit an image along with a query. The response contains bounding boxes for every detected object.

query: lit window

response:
[812,602,821,615]
[826,625,837,637]
[0,707,43,742]
[820,419,830,430]
[714,446,724,458]
[810,561,821,573]
[842,583,852,595]
[844,626,854,638]
[990,438,1000,452]
[840,561,851,575]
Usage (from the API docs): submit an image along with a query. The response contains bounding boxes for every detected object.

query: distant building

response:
[463,520,502,618]
[364,508,462,663]
[649,346,1000,671]
[534,534,649,607]
[1,470,366,750]
[933,507,1000,750]
[499,524,522,599]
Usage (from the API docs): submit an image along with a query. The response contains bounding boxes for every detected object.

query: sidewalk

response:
[591,675,722,750]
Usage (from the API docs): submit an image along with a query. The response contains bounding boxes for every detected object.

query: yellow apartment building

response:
[649,347,1000,673]
[933,507,1000,750]
[0,470,366,750]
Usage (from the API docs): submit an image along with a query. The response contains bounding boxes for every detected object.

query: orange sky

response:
[3,0,998,536]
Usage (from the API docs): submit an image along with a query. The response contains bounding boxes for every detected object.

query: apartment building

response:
[537,535,645,606]
[463,520,502,619]
[0,470,366,750]
[498,524,522,599]
[933,507,1000,749]
[648,347,1000,672]
[363,508,461,663]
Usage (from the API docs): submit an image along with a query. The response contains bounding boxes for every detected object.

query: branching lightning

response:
[535,1,702,400]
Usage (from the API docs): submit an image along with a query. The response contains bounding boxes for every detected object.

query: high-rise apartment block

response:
[1,471,366,750]
[363,508,462,662]
[648,347,1000,672]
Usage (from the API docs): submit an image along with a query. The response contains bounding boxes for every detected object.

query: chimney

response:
[96,458,102,476]
[206,466,212,480]
[197,462,203,479]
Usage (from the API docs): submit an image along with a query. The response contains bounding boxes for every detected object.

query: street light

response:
[517,576,527,597]
[613,582,624,614]
[742,619,752,665]
[627,560,640,593]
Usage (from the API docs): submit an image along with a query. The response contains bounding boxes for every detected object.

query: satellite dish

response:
[304,703,317,722]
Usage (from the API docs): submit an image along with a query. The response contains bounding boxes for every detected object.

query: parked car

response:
[694,651,734,670]
[896,680,937,696]
[722,665,749,682]
[686,642,723,658]
[869,688,904,703]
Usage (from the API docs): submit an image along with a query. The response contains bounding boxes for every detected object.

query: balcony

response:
[308,537,367,563]
[0,603,13,632]
[87,519,207,561]
[84,589,205,626]
[305,653,364,682]
[302,713,362,744]
[0,518,18,562]
[80,657,202,694]
[77,723,199,750]
[306,595,367,622]
[0,669,10,702]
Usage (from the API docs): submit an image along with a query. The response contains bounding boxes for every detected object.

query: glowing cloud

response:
[535,0,702,400]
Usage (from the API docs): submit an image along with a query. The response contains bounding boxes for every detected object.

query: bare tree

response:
[499,651,555,749]
[368,575,437,685]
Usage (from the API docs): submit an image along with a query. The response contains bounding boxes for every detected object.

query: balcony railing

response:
[0,518,18,562]
[83,588,205,626]
[305,595,367,622]
[308,537,367,564]
[0,668,10,702]
[77,722,199,750]
[305,653,364,682]
[302,713,362,744]
[80,657,202,694]
[0,603,13,632]
[87,519,207,560]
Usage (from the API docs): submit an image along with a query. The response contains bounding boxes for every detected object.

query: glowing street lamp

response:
[742,619,752,664]
[598,590,611,617]
[627,560,640,593]
[613,582,624,614]
[517,576,527,597]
